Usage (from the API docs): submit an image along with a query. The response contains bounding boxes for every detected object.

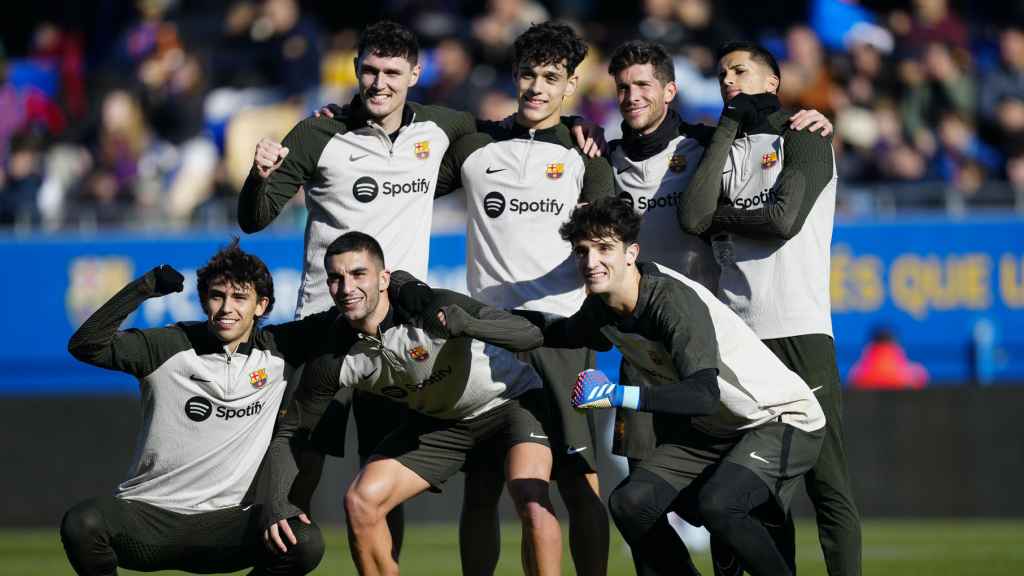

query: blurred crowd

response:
[1,0,1022,231]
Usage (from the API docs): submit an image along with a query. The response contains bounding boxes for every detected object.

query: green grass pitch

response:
[3,519,1022,575]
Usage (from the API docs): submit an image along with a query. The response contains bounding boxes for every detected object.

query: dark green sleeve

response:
[435,132,491,198]
[512,297,613,351]
[261,352,342,527]
[238,116,339,233]
[654,284,718,380]
[262,310,337,368]
[677,116,740,235]
[435,290,543,352]
[708,127,834,240]
[580,155,615,203]
[67,269,188,377]
[410,102,478,143]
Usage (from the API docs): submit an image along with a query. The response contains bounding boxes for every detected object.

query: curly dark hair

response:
[559,197,642,246]
[197,238,275,319]
[513,21,588,76]
[358,20,419,65]
[608,40,675,85]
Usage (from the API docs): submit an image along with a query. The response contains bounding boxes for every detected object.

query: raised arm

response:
[706,115,834,240]
[434,291,544,352]
[511,298,613,351]
[260,352,343,534]
[238,117,339,233]
[67,265,185,376]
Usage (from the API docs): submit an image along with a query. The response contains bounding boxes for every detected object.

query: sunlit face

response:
[355,52,421,126]
[515,60,578,129]
[203,280,268,351]
[326,250,390,327]
[572,235,639,296]
[615,63,677,135]
[718,50,779,102]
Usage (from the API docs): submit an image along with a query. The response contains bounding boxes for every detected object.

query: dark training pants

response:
[764,334,862,576]
[60,496,323,576]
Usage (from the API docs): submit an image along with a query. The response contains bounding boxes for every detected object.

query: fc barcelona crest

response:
[668,154,687,173]
[761,151,778,168]
[415,141,430,160]
[250,368,268,389]
[409,346,430,362]
[545,163,565,180]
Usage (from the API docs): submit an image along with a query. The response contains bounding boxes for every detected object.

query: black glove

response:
[398,280,435,317]
[722,92,760,126]
[326,103,345,118]
[152,265,184,295]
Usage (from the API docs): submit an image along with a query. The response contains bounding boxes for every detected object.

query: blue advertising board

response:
[1,215,1022,394]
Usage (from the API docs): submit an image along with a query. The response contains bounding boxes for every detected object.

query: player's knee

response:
[344,484,382,532]
[287,520,325,574]
[697,483,737,531]
[608,480,651,544]
[60,500,107,548]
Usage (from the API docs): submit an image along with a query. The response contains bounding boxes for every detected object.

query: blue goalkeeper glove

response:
[573,369,640,410]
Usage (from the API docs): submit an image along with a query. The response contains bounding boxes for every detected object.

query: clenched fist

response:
[253,138,289,179]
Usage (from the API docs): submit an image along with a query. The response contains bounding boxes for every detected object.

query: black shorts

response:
[372,389,553,491]
[524,345,598,473]
[639,422,823,512]
[612,357,657,460]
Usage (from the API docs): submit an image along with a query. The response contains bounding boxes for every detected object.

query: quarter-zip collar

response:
[620,108,683,162]
[736,93,784,136]
[505,116,573,148]
[191,323,257,357]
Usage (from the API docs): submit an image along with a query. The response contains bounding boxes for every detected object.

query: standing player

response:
[679,41,862,576]
[530,197,826,576]
[60,242,328,576]
[435,21,613,576]
[261,232,564,576]
[605,39,833,575]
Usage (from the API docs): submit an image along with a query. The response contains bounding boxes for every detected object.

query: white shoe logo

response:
[529,433,548,439]
[750,451,770,464]
[810,386,823,394]
[567,446,588,455]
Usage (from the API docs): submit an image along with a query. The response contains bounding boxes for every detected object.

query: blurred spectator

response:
[899,42,975,155]
[421,38,480,114]
[935,111,1001,195]
[472,0,549,68]
[979,26,1024,155]
[779,25,838,115]
[0,131,46,227]
[848,327,929,390]
[900,0,969,53]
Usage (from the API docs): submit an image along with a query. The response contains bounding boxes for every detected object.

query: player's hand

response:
[398,279,436,316]
[572,119,607,158]
[254,138,289,180]
[721,93,760,126]
[152,265,184,295]
[263,513,310,554]
[314,103,345,119]
[573,369,623,410]
[789,109,833,136]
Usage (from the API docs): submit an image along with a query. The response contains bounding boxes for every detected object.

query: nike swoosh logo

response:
[616,166,629,175]
[350,153,369,162]
[241,504,254,511]
[189,374,212,383]
[360,367,378,381]
[529,433,548,439]
[749,451,770,464]
[485,167,506,174]
[566,446,588,455]
[810,386,823,393]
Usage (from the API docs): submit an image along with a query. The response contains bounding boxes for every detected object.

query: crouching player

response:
[526,197,826,576]
[261,231,564,576]
[60,241,329,575]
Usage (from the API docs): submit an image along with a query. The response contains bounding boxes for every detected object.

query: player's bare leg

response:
[345,459,430,576]
[556,468,609,576]
[506,442,561,576]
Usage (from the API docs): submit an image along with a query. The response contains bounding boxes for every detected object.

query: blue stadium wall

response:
[1,215,1023,394]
